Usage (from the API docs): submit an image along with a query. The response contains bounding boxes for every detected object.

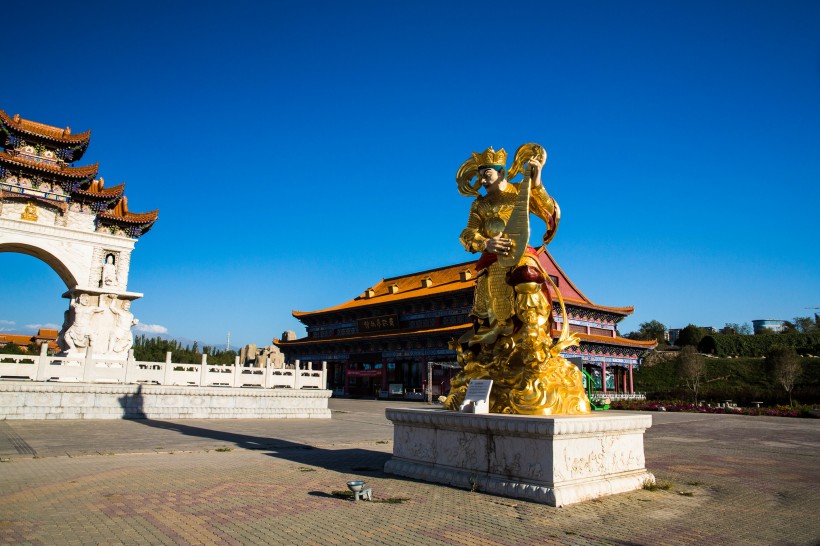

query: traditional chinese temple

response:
[275,247,656,397]
[0,110,157,237]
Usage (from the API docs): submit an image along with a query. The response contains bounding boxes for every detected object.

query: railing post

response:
[232,355,241,387]
[162,351,173,385]
[322,361,327,390]
[35,342,50,381]
[124,349,136,383]
[294,360,301,389]
[264,356,273,389]
[81,346,94,382]
[199,353,208,387]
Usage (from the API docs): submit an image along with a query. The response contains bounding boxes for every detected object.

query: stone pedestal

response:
[383,408,653,507]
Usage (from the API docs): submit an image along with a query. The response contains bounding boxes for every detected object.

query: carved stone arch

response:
[0,241,79,289]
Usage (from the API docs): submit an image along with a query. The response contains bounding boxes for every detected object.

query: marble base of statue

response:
[383,408,654,507]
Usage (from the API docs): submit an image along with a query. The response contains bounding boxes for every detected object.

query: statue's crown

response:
[472,147,507,169]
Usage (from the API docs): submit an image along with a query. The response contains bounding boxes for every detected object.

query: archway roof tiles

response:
[97,196,158,225]
[0,110,90,144]
[74,182,125,200]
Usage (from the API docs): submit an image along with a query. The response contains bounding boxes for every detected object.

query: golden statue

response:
[21,200,38,222]
[443,144,591,415]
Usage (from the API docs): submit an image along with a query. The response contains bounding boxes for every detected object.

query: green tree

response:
[765,347,802,406]
[625,320,666,344]
[676,345,705,405]
[676,324,705,347]
[1,342,27,356]
[792,316,817,334]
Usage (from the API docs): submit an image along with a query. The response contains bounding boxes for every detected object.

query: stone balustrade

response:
[0,344,326,390]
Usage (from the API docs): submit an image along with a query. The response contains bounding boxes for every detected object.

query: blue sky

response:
[2,0,819,347]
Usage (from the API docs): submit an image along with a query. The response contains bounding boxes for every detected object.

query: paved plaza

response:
[1,399,818,545]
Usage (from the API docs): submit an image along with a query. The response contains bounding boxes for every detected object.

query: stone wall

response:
[0,382,332,419]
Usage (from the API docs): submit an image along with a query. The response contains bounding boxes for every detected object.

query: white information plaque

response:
[459,379,493,414]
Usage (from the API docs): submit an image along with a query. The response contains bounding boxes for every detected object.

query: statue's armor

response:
[460,183,556,325]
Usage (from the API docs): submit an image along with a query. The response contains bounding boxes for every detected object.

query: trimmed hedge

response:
[698,332,820,357]
[633,356,820,405]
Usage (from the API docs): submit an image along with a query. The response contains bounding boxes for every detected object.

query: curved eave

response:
[0,110,91,145]
[275,323,470,347]
[538,247,634,318]
[97,209,159,225]
[0,190,68,211]
[561,297,635,317]
[557,330,657,350]
[0,151,98,179]
[73,183,125,200]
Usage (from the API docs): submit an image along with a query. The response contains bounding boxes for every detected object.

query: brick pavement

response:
[0,400,818,545]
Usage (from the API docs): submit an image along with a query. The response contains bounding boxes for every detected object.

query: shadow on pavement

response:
[128,417,390,477]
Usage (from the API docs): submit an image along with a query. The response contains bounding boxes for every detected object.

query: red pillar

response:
[601,361,607,394]
[629,362,634,394]
[622,367,627,393]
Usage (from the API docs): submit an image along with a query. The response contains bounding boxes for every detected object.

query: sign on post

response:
[460,379,492,414]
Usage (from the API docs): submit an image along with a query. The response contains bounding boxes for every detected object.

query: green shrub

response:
[699,332,820,357]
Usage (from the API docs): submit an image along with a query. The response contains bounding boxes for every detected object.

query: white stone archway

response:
[0,216,138,292]
[0,215,143,358]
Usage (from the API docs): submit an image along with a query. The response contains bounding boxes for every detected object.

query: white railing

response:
[0,345,326,389]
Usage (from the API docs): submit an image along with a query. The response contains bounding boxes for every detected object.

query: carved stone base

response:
[383,408,653,507]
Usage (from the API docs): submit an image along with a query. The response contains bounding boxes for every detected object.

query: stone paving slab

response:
[0,400,818,545]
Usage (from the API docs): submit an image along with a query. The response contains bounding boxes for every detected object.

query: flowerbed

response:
[609,400,816,418]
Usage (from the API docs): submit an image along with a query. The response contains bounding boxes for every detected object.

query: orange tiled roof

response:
[293,247,636,319]
[292,260,478,317]
[0,333,33,345]
[0,150,98,178]
[0,110,90,144]
[34,329,59,340]
[97,196,159,225]
[562,297,634,315]
[278,322,655,353]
